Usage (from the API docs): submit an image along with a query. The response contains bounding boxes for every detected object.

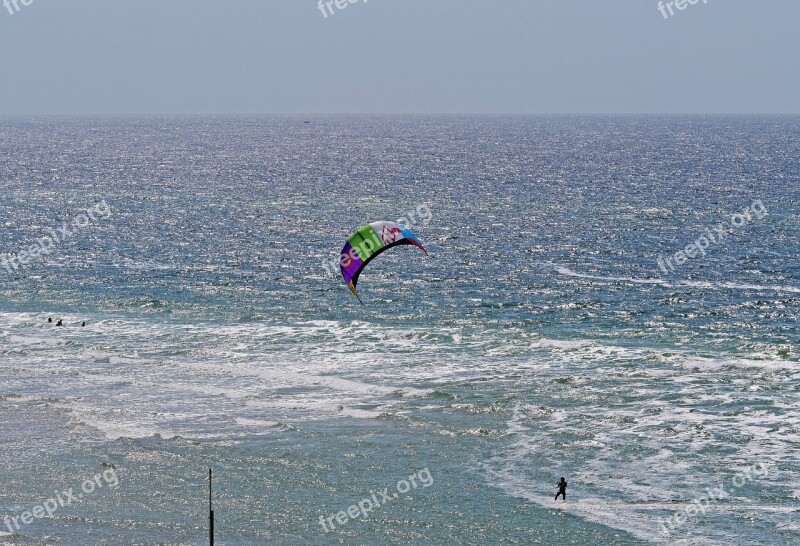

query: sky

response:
[0,0,798,115]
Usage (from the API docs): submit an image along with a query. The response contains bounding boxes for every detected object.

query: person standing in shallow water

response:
[555,477,567,501]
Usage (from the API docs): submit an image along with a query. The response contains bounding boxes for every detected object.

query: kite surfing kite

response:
[340,221,427,303]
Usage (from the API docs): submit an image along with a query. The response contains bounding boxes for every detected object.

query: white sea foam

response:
[234,417,288,429]
[532,337,594,350]
[554,265,800,293]
[3,306,798,543]
[7,334,65,347]
[485,380,800,544]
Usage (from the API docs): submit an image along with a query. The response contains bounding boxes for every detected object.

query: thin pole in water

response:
[209,468,214,546]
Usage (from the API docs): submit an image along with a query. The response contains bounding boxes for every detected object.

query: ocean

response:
[0,115,798,545]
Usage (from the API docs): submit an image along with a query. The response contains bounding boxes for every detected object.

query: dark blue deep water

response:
[1,116,798,545]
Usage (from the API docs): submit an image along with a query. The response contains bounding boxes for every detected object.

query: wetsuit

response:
[555,480,567,501]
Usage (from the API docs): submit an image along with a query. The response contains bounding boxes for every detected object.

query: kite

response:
[340,221,427,303]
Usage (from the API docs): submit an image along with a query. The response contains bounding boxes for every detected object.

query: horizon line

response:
[1,112,799,117]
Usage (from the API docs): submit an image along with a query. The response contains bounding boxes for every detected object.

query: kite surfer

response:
[555,477,567,501]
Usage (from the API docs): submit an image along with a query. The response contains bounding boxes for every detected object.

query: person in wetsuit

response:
[555,477,567,501]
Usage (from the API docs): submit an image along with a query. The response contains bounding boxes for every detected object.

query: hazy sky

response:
[0,0,798,114]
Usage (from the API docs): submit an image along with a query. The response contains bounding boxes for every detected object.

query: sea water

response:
[0,115,798,545]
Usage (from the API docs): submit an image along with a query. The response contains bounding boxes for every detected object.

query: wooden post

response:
[209,468,214,546]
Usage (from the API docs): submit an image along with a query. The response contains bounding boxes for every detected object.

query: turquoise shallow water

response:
[0,116,798,545]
